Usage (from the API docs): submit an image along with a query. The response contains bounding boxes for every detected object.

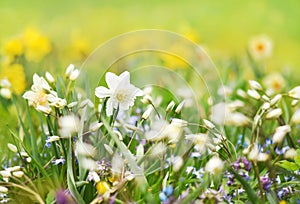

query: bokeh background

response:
[1,0,299,69]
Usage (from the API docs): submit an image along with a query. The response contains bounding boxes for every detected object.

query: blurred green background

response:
[0,0,300,69]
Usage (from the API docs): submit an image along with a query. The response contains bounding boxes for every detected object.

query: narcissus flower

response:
[95,71,143,116]
[205,156,224,175]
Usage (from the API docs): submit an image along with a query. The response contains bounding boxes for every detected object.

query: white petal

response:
[105,72,119,90]
[106,98,114,116]
[95,86,111,98]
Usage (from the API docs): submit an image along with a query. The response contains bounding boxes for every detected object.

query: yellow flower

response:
[95,181,110,195]
[23,28,52,62]
[0,64,26,94]
[3,37,24,57]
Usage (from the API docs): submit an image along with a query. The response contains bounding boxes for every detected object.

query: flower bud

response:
[288,86,300,99]
[249,80,262,91]
[175,100,185,114]
[142,107,152,120]
[141,95,153,104]
[247,89,261,100]
[65,64,75,77]
[69,69,80,81]
[166,101,175,112]
[45,72,55,83]
[265,108,282,119]
[7,143,18,153]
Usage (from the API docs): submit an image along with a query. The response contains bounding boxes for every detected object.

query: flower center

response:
[116,92,127,102]
[34,91,48,106]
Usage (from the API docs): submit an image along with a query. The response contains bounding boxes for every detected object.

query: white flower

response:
[0,88,12,99]
[186,133,211,154]
[272,125,291,144]
[249,35,273,60]
[270,94,282,106]
[69,69,80,81]
[166,100,175,112]
[291,109,300,124]
[65,64,75,77]
[0,78,11,88]
[75,142,96,157]
[12,171,24,178]
[7,143,18,153]
[46,136,60,143]
[284,148,297,160]
[175,100,185,114]
[23,74,65,114]
[247,89,261,100]
[0,186,8,194]
[58,115,80,137]
[249,80,263,91]
[141,95,153,104]
[289,86,300,99]
[45,72,55,83]
[95,71,143,116]
[142,106,153,120]
[149,142,167,158]
[265,108,282,119]
[247,144,269,162]
[203,119,215,129]
[204,156,224,175]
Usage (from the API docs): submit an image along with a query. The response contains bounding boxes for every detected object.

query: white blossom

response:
[95,71,143,116]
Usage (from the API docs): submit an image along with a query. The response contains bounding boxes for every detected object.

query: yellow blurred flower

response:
[23,28,52,62]
[69,37,91,61]
[0,64,26,94]
[248,35,273,60]
[3,37,24,58]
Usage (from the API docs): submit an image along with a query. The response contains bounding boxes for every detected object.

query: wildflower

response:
[52,158,65,165]
[248,35,273,60]
[96,181,110,195]
[23,28,52,62]
[266,108,282,119]
[247,145,269,162]
[45,72,55,83]
[0,186,8,194]
[186,133,211,154]
[205,156,224,175]
[247,89,261,100]
[0,64,26,94]
[95,71,143,116]
[284,148,297,160]
[142,106,152,120]
[69,69,80,81]
[23,74,59,114]
[3,37,24,57]
[291,109,300,124]
[55,189,76,204]
[90,122,103,132]
[203,119,215,129]
[288,86,300,99]
[270,94,282,106]
[272,125,291,144]
[263,73,285,94]
[7,143,18,153]
[75,142,96,157]
[175,100,185,114]
[249,80,263,91]
[58,115,80,137]
[149,142,167,158]
[12,171,24,178]
[260,176,272,191]
[0,88,12,99]
[141,95,153,104]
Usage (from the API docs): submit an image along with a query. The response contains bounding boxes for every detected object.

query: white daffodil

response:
[95,71,143,116]
[23,74,65,113]
[204,156,224,175]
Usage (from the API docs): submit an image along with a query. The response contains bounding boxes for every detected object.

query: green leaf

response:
[276,160,299,171]
[266,191,278,204]
[295,155,300,166]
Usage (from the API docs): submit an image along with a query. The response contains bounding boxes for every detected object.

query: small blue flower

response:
[164,185,173,196]
[159,192,167,202]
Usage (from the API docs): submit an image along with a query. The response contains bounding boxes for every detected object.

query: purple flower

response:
[260,176,272,192]
[55,189,75,204]
[241,157,251,171]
